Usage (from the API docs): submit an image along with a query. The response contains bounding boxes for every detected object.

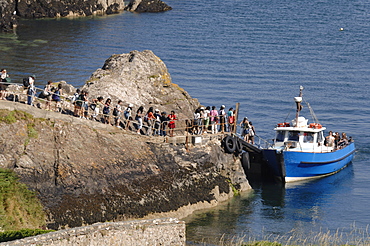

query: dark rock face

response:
[0,106,249,229]
[125,0,172,13]
[16,0,123,18]
[0,0,18,32]
[0,0,124,31]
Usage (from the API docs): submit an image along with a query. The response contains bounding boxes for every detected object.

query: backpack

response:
[143,114,148,122]
[23,78,30,88]
[75,94,84,107]
[103,106,110,115]
[113,107,119,116]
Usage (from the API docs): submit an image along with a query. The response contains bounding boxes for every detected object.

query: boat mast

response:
[294,86,304,126]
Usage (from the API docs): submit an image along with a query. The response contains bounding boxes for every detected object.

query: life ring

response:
[309,123,322,129]
[277,122,290,127]
[235,138,243,154]
[241,152,250,170]
[223,135,236,153]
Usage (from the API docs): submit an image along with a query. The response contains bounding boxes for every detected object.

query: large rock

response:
[82,50,199,118]
[0,102,250,229]
[0,0,125,31]
[125,0,172,13]
[16,0,124,18]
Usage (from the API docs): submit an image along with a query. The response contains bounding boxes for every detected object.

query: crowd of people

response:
[325,131,351,149]
[0,69,255,139]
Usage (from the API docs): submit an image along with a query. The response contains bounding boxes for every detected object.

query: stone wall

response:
[1,218,185,246]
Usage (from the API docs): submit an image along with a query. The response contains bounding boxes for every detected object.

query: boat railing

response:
[236,129,273,149]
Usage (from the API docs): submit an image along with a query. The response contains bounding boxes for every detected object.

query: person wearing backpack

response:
[27,75,36,106]
[153,109,161,136]
[73,90,84,117]
[52,83,63,112]
[124,103,133,130]
[102,98,111,124]
[113,100,123,128]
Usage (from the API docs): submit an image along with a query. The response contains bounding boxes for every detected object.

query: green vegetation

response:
[24,123,39,147]
[0,110,34,124]
[0,229,54,243]
[226,179,240,196]
[191,227,370,245]
[0,168,46,231]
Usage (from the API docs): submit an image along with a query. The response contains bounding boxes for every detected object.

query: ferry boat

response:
[261,86,355,183]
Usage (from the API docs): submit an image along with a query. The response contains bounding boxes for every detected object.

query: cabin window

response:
[275,131,285,142]
[303,132,314,143]
[288,131,300,141]
[317,132,324,143]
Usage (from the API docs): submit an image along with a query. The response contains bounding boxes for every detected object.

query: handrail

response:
[0,82,241,138]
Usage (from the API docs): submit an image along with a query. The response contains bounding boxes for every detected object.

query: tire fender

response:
[241,152,250,170]
[224,135,236,153]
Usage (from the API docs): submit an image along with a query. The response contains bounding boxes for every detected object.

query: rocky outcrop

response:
[1,0,172,32]
[0,102,250,230]
[125,0,172,13]
[82,50,198,119]
[0,0,125,31]
[0,50,249,230]
[16,0,124,18]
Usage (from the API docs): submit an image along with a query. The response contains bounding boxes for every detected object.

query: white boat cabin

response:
[273,116,333,153]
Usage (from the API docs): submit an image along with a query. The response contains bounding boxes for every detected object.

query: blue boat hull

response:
[262,143,355,182]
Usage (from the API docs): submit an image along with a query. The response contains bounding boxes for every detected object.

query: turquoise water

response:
[2,0,370,243]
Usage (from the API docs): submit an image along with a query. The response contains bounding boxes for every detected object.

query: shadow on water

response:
[185,163,356,245]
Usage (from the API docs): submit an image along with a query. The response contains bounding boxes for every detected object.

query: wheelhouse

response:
[272,117,329,152]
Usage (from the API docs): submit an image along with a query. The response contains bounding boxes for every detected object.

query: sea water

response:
[1,0,370,244]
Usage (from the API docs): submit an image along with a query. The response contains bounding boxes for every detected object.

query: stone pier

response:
[1,218,185,246]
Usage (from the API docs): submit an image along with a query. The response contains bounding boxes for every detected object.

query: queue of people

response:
[0,69,255,140]
[68,89,179,136]
[189,105,255,141]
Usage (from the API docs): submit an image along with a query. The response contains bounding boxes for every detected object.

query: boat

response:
[261,86,355,183]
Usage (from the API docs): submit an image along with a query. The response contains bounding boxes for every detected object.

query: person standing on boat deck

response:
[27,75,36,106]
[136,106,144,134]
[249,121,256,144]
[325,131,335,147]
[334,132,340,149]
[338,132,349,148]
[218,105,226,133]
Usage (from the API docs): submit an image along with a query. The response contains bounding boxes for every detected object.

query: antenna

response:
[305,100,320,124]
